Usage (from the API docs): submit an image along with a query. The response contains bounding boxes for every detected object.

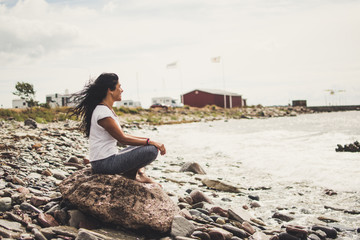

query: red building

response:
[181,89,246,108]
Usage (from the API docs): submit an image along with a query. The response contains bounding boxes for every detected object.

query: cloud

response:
[0,0,79,64]
[0,0,359,108]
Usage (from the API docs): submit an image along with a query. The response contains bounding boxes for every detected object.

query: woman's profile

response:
[72,73,165,185]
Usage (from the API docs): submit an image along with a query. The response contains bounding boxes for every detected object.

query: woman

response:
[72,73,166,184]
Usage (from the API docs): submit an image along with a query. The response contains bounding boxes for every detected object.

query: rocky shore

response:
[118,106,314,126]
[0,106,314,126]
[0,117,359,240]
[335,141,360,152]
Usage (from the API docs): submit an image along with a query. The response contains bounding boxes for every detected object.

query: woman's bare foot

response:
[135,168,162,187]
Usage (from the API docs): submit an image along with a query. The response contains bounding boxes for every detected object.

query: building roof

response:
[184,88,241,96]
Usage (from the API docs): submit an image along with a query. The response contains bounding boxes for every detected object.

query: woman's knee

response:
[148,145,158,159]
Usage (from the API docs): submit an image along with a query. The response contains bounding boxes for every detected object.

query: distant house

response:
[292,100,307,107]
[182,89,245,108]
[116,100,141,108]
[12,99,28,109]
[152,97,181,107]
[46,91,74,108]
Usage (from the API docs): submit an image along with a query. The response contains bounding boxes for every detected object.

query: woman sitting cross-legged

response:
[72,72,166,185]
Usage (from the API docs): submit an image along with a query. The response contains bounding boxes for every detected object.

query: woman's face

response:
[111,82,123,101]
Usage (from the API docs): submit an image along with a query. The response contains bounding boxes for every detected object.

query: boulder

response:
[180,162,206,174]
[59,168,180,232]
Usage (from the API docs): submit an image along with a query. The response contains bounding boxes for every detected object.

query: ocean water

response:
[138,111,360,229]
[145,111,360,192]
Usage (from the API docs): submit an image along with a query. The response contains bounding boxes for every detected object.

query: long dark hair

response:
[71,73,119,137]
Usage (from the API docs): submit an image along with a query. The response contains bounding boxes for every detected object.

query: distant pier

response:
[307,105,360,112]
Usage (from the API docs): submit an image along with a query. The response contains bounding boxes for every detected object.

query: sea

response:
[139,110,360,230]
[147,110,360,191]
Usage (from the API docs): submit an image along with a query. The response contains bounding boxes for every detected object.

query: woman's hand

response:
[150,141,166,155]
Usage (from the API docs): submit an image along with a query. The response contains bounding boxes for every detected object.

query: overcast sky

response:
[1,0,359,108]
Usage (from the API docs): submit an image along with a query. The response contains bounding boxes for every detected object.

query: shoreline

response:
[0,111,359,239]
[0,106,316,127]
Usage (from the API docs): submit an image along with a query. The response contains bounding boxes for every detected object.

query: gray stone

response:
[76,229,99,240]
[0,226,21,239]
[308,234,321,240]
[171,215,195,237]
[20,202,42,213]
[0,219,23,232]
[251,231,270,240]
[228,208,252,223]
[40,226,78,239]
[32,228,47,240]
[0,197,12,212]
[85,228,144,240]
[180,162,206,175]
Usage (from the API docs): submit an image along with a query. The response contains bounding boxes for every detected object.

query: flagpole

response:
[222,57,226,109]
[179,67,184,104]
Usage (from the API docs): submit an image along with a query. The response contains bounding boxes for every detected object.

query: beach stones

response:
[0,116,358,239]
[311,225,337,239]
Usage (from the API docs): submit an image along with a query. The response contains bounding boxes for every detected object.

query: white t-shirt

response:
[89,105,120,162]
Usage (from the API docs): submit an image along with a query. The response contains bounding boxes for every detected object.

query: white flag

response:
[166,61,177,68]
[211,56,221,63]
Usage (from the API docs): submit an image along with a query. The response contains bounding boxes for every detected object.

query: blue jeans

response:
[91,145,158,175]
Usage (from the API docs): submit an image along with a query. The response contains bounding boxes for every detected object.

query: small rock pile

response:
[335,141,360,152]
[168,188,350,240]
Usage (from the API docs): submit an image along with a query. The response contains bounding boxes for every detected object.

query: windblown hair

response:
[71,73,119,137]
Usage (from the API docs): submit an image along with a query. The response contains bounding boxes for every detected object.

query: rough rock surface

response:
[59,168,180,232]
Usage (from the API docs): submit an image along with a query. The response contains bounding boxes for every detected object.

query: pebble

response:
[0,197,12,211]
[171,215,195,237]
[248,194,260,201]
[272,212,295,222]
[223,224,249,238]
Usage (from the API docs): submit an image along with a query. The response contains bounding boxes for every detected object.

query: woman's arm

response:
[98,117,166,155]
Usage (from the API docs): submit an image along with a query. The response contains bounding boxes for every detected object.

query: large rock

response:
[59,168,180,232]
